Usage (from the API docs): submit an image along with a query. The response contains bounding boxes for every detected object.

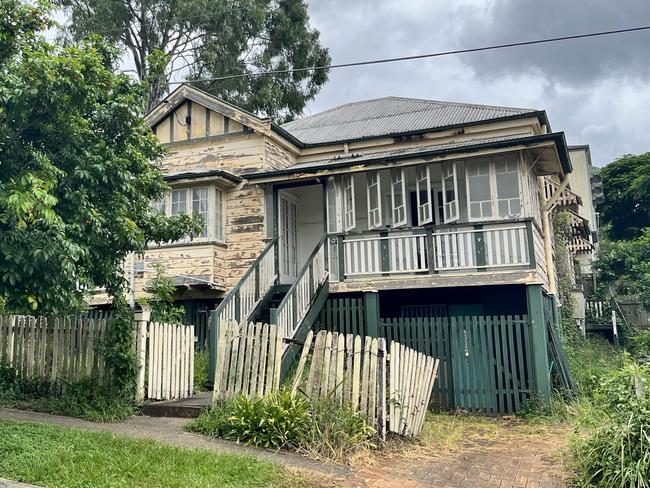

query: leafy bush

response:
[572,360,650,487]
[188,390,378,461]
[0,364,135,422]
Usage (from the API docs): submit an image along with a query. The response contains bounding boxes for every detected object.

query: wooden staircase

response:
[207,237,329,387]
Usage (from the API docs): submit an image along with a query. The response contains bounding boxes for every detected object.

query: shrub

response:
[188,391,378,461]
[193,349,209,392]
[572,360,650,487]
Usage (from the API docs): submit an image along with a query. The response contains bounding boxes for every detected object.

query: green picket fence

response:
[318,297,367,337]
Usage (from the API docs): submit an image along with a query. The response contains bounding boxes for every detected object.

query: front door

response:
[278,193,298,284]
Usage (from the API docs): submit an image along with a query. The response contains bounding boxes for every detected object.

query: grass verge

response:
[0,420,311,488]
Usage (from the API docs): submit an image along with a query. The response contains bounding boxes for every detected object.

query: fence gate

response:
[136,321,195,401]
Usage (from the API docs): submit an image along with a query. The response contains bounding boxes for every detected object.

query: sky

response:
[302,0,650,167]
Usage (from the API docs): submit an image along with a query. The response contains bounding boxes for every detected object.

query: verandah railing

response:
[273,236,328,343]
[329,219,535,280]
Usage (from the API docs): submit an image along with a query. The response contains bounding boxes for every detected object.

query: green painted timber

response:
[319,297,366,336]
[526,285,552,401]
[364,291,380,337]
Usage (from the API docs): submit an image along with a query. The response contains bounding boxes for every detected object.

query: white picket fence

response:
[0,315,194,401]
[0,316,108,390]
[212,321,283,400]
[137,321,195,401]
[291,329,440,438]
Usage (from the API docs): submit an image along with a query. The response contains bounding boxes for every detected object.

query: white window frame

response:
[390,168,407,227]
[465,155,523,222]
[326,176,343,233]
[415,165,433,225]
[442,161,460,223]
[343,174,356,231]
[366,170,382,229]
[151,184,226,244]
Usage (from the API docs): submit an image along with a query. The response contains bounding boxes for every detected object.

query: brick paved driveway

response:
[346,426,568,488]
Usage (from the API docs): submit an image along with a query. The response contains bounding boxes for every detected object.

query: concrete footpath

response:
[0,408,350,480]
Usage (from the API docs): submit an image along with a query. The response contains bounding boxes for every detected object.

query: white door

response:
[279,193,299,284]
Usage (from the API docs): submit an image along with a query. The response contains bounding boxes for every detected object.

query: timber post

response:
[526,284,552,401]
[364,291,380,337]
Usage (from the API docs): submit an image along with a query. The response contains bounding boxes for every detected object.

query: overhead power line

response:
[165,24,650,85]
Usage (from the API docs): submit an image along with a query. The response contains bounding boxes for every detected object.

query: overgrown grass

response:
[187,390,377,463]
[193,349,209,392]
[0,420,307,488]
[0,363,136,422]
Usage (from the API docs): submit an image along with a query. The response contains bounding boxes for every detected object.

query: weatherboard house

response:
[96,84,593,412]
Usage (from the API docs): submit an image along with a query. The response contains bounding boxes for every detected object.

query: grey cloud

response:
[453,0,650,84]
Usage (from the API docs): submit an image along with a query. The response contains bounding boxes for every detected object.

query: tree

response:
[55,0,331,119]
[0,2,200,314]
[599,153,650,241]
[595,229,650,310]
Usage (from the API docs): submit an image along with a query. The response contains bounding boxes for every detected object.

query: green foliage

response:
[565,336,624,398]
[142,264,185,323]
[599,153,650,241]
[222,390,310,449]
[553,211,578,338]
[0,364,135,422]
[300,399,376,461]
[0,421,303,488]
[56,0,330,120]
[0,6,201,314]
[193,349,209,392]
[188,390,378,461]
[571,361,650,488]
[595,228,650,310]
[102,299,139,399]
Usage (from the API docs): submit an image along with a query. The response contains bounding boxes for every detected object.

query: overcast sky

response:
[303,0,650,167]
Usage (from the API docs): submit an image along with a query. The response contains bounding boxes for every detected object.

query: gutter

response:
[163,169,243,184]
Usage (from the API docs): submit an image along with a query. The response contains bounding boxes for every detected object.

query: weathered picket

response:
[388,341,440,436]
[140,321,195,401]
[291,329,438,437]
[0,315,108,390]
[212,321,283,401]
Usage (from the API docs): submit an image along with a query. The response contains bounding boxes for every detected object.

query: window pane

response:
[496,170,518,199]
[481,201,493,217]
[192,187,209,237]
[151,196,166,214]
[498,200,509,216]
[468,174,490,201]
[215,188,225,241]
[171,189,187,216]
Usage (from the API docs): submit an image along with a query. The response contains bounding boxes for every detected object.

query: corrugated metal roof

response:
[281,96,538,145]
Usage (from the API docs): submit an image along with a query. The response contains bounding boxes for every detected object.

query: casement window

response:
[415,166,433,225]
[343,174,356,231]
[390,168,407,227]
[466,155,522,221]
[442,162,459,222]
[366,171,382,229]
[152,185,226,243]
[326,176,342,233]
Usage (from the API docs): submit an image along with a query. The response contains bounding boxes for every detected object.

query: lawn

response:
[0,421,310,488]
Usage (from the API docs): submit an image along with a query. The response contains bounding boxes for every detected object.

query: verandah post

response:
[526,284,551,401]
[364,291,379,338]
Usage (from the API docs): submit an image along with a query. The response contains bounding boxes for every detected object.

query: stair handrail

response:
[212,239,277,327]
[273,235,328,342]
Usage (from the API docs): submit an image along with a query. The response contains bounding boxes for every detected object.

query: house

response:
[94,84,591,412]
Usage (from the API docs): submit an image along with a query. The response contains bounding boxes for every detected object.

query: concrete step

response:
[140,392,212,418]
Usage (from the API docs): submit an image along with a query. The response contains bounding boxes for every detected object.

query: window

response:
[171,189,187,216]
[192,187,209,237]
[465,155,522,221]
[442,161,459,222]
[366,171,382,229]
[390,169,407,227]
[495,157,521,217]
[151,185,226,243]
[415,166,433,225]
[343,174,356,231]
[326,176,342,233]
